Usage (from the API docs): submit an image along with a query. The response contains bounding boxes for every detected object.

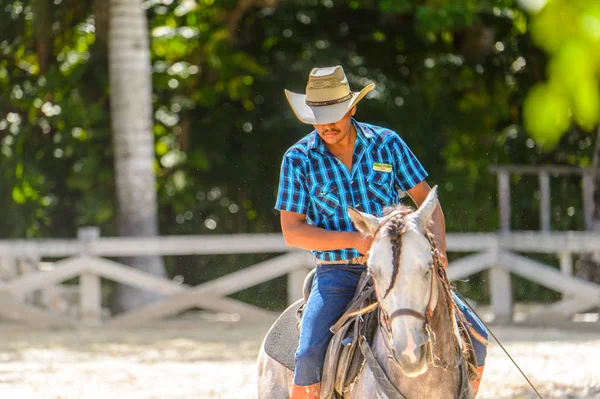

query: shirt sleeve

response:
[391,134,428,192]
[274,152,309,214]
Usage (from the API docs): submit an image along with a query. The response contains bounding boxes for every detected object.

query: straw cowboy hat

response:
[284,65,375,125]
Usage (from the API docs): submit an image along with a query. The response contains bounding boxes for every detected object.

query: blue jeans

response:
[452,292,489,367]
[293,264,488,386]
[294,264,365,386]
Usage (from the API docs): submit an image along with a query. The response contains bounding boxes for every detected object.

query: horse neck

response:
[429,278,460,365]
[371,277,462,397]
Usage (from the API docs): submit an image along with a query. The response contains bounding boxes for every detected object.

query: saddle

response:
[262,269,478,399]
[320,270,378,398]
[263,269,377,398]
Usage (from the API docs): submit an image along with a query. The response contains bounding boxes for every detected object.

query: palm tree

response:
[108,0,166,312]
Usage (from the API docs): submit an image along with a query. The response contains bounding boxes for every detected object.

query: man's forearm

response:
[282,223,359,252]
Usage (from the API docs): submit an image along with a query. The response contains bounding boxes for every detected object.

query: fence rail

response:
[3,231,600,257]
[490,165,594,232]
[0,228,599,327]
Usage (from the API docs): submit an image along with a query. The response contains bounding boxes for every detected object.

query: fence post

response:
[498,170,511,232]
[559,252,572,276]
[77,227,102,326]
[493,171,513,323]
[539,170,551,232]
[490,245,513,323]
[582,170,594,231]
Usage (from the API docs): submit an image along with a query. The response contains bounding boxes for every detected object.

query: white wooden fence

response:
[0,227,599,327]
[488,164,598,325]
[491,165,594,232]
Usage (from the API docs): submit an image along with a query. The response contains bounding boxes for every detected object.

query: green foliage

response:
[523,82,571,149]
[525,0,600,146]
[0,0,108,237]
[379,0,411,14]
[1,0,595,307]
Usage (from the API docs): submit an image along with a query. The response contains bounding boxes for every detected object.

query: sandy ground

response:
[0,315,598,399]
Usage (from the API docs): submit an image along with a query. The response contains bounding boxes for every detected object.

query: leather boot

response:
[471,366,484,396]
[290,383,321,399]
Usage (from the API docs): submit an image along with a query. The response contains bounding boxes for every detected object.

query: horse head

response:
[349,186,445,377]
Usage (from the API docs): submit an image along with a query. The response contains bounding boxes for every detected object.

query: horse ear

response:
[414,185,438,232]
[348,207,381,237]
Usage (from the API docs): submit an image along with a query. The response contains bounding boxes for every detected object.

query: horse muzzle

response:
[390,330,429,377]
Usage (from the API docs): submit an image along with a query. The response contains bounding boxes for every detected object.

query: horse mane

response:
[424,223,475,370]
[381,204,414,298]
[382,204,415,218]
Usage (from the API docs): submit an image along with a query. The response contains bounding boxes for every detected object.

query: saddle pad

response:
[263,299,304,371]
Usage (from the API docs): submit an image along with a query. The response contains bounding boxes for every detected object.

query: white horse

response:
[258,187,474,398]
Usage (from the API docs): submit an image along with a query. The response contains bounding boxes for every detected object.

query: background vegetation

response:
[1,0,598,309]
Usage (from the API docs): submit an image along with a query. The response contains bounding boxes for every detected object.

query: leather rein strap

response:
[453,291,544,399]
[359,337,407,399]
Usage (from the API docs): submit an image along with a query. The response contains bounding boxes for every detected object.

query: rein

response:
[453,290,544,399]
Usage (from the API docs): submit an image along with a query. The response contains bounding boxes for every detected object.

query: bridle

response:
[369,210,457,369]
[360,209,544,398]
[371,210,438,323]
[379,265,438,338]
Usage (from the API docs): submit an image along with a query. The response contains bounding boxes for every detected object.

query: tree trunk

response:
[32,0,53,74]
[576,125,600,289]
[108,0,166,313]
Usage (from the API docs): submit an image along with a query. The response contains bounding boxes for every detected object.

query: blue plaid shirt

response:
[275,119,428,261]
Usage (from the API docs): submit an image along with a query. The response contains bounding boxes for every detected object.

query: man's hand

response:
[353,233,374,255]
[280,210,377,254]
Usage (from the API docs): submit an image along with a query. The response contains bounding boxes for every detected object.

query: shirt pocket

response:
[309,180,341,216]
[367,170,392,206]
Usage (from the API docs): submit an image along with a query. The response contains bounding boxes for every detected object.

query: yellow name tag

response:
[373,162,392,173]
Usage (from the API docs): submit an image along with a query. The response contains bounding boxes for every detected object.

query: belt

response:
[316,255,368,266]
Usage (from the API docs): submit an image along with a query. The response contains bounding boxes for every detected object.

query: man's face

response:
[313,107,356,146]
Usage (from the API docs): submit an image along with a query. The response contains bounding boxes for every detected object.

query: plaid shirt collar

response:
[306,118,375,153]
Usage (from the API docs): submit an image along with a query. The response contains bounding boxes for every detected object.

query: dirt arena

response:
[0,315,598,399]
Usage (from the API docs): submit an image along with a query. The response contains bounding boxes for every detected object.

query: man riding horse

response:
[274,65,488,398]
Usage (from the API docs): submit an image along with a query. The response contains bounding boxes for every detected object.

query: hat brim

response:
[284,83,375,125]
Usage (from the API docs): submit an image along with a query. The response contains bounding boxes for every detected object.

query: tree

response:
[520,0,600,283]
[108,0,166,311]
[0,0,590,307]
